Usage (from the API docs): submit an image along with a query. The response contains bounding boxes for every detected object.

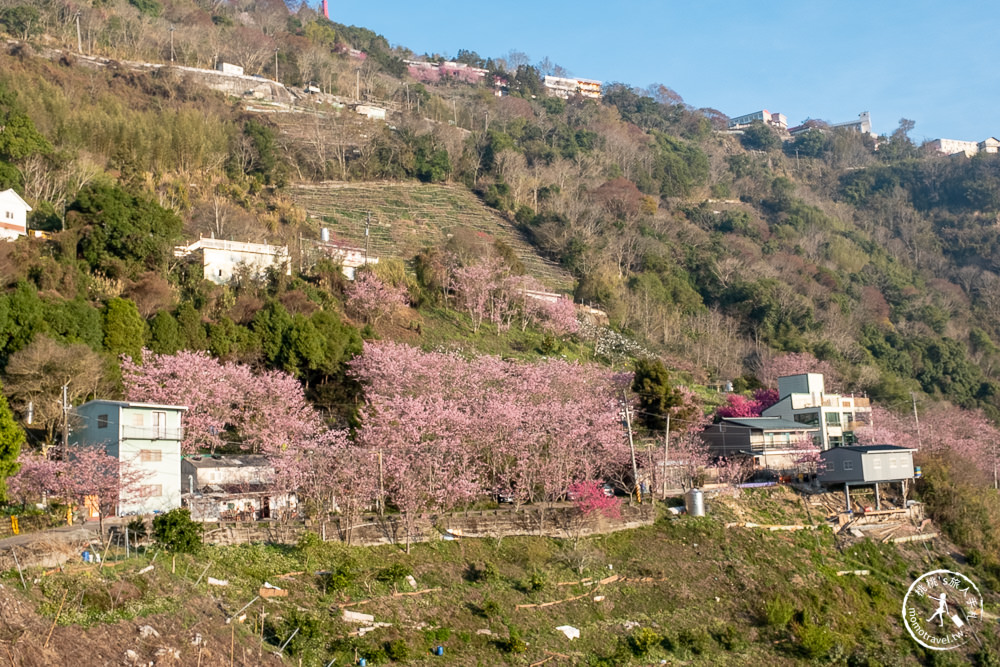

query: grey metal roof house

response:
[818,444,916,512]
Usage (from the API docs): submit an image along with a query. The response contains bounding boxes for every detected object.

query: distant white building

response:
[72,400,187,516]
[355,105,387,121]
[0,189,31,241]
[926,138,979,157]
[217,62,244,76]
[830,111,872,135]
[728,110,788,131]
[314,230,378,280]
[543,75,602,100]
[174,237,290,285]
[980,137,1000,154]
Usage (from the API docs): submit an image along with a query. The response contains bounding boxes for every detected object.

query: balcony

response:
[121,425,184,441]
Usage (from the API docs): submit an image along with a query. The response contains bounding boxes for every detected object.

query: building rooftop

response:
[719,417,818,430]
[79,399,188,411]
[183,454,271,469]
[831,445,916,454]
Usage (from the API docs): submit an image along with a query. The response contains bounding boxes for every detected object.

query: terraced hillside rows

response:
[289,182,575,291]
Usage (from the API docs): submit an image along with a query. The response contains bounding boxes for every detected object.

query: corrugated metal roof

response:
[719,417,819,431]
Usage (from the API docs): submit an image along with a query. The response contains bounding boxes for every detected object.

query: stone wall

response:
[202,503,656,548]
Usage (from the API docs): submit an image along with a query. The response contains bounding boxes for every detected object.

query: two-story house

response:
[701,417,819,471]
[761,373,871,450]
[71,400,187,516]
[0,189,31,241]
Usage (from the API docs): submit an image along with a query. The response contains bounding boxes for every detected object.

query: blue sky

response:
[322,1,999,143]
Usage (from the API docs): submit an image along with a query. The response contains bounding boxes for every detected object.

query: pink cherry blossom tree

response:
[715,387,781,419]
[61,447,149,535]
[345,271,408,326]
[539,296,580,336]
[123,349,327,455]
[349,341,632,541]
[6,451,64,507]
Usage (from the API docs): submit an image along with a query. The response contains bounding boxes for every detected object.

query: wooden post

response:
[662,414,671,499]
[844,483,851,513]
[10,547,26,590]
[874,482,881,511]
[44,590,68,648]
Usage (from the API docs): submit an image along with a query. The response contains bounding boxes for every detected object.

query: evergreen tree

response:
[0,381,25,502]
[103,298,146,360]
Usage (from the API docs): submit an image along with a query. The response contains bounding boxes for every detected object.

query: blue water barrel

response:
[434,646,444,656]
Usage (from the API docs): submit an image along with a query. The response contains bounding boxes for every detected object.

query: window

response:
[794,412,820,426]
[97,414,108,429]
[141,485,163,498]
[133,413,145,427]
[825,412,842,426]
[843,460,854,471]
[139,449,162,462]
[873,458,882,468]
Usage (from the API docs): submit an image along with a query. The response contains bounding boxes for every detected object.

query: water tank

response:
[685,488,705,517]
[320,227,330,242]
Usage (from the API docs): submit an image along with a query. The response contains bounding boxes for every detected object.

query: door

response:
[152,411,167,439]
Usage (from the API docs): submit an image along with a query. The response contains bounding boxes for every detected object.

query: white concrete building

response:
[831,111,872,135]
[0,189,31,241]
[761,373,872,450]
[927,138,980,157]
[543,75,602,100]
[174,237,290,285]
[71,400,187,516]
[728,110,788,131]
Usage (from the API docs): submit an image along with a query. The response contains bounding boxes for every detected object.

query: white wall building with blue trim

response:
[71,400,187,516]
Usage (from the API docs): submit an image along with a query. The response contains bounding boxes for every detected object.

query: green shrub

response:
[152,508,202,553]
[496,629,526,654]
[795,623,834,659]
[627,627,662,656]
[375,563,411,584]
[384,638,409,662]
[763,596,795,628]
[481,597,502,618]
[711,623,748,651]
[525,569,547,592]
[677,628,711,655]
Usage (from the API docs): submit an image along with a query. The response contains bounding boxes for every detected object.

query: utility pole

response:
[364,212,370,266]
[274,48,279,82]
[169,26,175,62]
[911,392,922,449]
[622,392,639,502]
[377,449,384,516]
[61,383,70,453]
[661,414,670,499]
[75,12,82,53]
[355,69,360,101]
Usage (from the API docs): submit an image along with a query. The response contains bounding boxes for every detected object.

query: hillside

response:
[290,181,575,291]
[2,488,993,666]
[5,4,1000,664]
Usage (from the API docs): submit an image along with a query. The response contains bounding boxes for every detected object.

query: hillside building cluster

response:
[926,136,1000,157]
[728,110,873,137]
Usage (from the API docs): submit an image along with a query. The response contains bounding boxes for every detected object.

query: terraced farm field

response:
[289,181,575,291]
